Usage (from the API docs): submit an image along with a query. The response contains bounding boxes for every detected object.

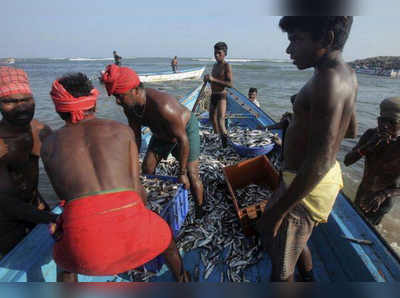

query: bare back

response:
[284,63,358,170]
[41,118,142,202]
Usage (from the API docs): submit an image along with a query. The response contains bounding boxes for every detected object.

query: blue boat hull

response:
[0,84,399,282]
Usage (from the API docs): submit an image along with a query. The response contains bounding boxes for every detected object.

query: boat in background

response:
[0,58,16,65]
[0,84,399,282]
[353,66,400,77]
[139,66,205,83]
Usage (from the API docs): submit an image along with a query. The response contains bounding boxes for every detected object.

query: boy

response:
[248,88,260,108]
[204,42,234,147]
[257,17,358,282]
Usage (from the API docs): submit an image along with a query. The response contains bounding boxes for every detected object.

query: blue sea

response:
[7,57,400,254]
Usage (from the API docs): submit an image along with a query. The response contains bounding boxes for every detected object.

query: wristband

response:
[357,148,366,157]
[179,170,187,176]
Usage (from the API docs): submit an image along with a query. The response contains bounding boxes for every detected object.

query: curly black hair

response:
[58,72,94,98]
[214,42,228,54]
[279,17,353,50]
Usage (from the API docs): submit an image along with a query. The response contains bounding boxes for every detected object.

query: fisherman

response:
[248,88,260,108]
[204,42,234,148]
[171,56,178,73]
[0,66,57,257]
[257,17,358,282]
[102,65,205,219]
[344,97,400,226]
[43,72,189,282]
[113,51,122,67]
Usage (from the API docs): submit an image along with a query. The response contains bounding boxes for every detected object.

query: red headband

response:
[102,64,141,96]
[50,80,100,123]
[0,66,32,98]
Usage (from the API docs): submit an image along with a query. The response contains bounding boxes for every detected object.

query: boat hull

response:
[139,66,205,83]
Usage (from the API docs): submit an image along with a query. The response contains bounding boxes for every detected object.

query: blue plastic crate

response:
[120,175,189,278]
[228,138,275,158]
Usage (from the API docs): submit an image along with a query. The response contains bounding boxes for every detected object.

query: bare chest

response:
[212,65,226,80]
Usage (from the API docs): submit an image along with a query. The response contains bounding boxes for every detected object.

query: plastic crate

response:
[120,175,188,278]
[222,156,279,237]
[228,138,275,158]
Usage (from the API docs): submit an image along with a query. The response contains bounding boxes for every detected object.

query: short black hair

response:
[279,17,353,50]
[249,88,258,94]
[58,73,94,98]
[214,42,228,54]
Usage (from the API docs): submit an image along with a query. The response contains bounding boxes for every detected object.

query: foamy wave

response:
[268,59,292,63]
[69,58,114,62]
[193,58,262,63]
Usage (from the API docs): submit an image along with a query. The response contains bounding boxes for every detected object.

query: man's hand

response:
[360,190,390,213]
[178,174,190,190]
[203,75,213,83]
[256,206,285,238]
[271,134,282,146]
[364,131,394,152]
[280,112,293,122]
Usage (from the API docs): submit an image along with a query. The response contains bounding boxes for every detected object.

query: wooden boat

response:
[0,58,16,65]
[139,66,205,83]
[1,84,399,282]
[353,67,400,77]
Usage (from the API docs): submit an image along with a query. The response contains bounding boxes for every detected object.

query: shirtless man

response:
[257,17,358,282]
[113,51,122,67]
[42,73,188,282]
[345,97,400,225]
[204,42,234,147]
[0,66,57,257]
[102,65,204,218]
[171,56,178,73]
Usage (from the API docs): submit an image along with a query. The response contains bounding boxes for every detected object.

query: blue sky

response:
[1,2,399,61]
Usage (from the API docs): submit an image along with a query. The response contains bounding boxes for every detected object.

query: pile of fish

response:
[229,127,274,148]
[129,126,270,282]
[235,184,273,209]
[141,176,178,214]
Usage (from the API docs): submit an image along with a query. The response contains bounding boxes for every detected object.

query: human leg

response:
[296,245,314,282]
[217,98,228,147]
[142,150,162,175]
[187,160,204,219]
[209,96,220,134]
[162,239,189,282]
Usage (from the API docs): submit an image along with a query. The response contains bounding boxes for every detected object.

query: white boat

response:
[139,66,205,83]
[0,58,16,65]
[353,67,399,77]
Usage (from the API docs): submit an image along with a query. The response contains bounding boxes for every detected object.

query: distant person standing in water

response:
[345,97,400,226]
[171,56,178,73]
[257,16,358,282]
[204,42,234,148]
[248,88,260,108]
[113,51,122,66]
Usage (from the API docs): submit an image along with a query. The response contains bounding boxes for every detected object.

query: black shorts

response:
[210,93,227,106]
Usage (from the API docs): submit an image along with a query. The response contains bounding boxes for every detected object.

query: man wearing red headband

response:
[42,72,188,282]
[0,66,57,257]
[103,64,205,219]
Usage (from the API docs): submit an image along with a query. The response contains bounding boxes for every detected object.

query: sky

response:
[0,1,399,61]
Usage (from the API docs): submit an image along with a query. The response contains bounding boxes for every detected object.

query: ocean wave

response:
[193,58,263,63]
[268,59,292,63]
[49,58,67,60]
[69,58,114,61]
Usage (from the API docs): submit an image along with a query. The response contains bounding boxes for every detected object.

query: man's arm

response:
[127,128,147,205]
[345,109,358,139]
[206,64,234,89]
[160,104,190,189]
[361,187,400,213]
[124,108,142,152]
[344,129,375,167]
[0,157,58,224]
[259,73,349,236]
